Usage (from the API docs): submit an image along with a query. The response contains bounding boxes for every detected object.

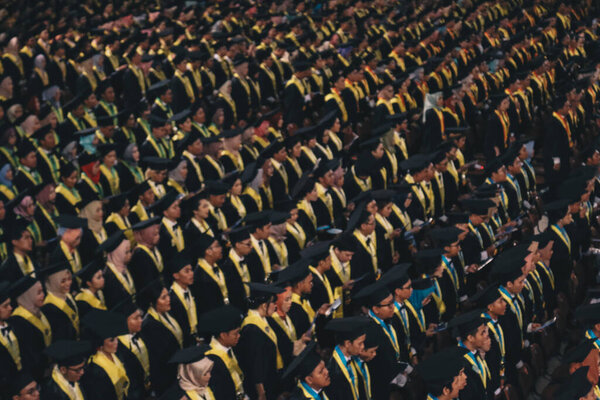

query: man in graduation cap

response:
[197,305,245,400]
[0,218,38,282]
[42,340,91,399]
[416,346,468,400]
[284,342,331,400]
[128,216,164,289]
[544,198,575,295]
[347,202,379,286]
[190,234,228,314]
[49,215,86,277]
[236,282,285,400]
[166,254,197,346]
[9,372,40,400]
[155,190,185,261]
[284,58,313,127]
[140,117,173,160]
[244,211,275,283]
[0,280,22,394]
[543,94,574,194]
[14,140,43,191]
[221,227,253,312]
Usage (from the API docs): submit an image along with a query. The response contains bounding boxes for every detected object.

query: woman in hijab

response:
[140,280,184,395]
[215,80,236,129]
[3,37,25,85]
[20,114,41,139]
[9,277,51,380]
[6,103,23,125]
[209,108,225,136]
[40,264,79,341]
[422,91,445,152]
[113,111,136,144]
[41,85,63,124]
[173,355,215,399]
[12,194,43,246]
[77,153,104,201]
[116,143,144,192]
[28,54,50,97]
[101,232,136,309]
[167,159,189,195]
[0,163,18,202]
[33,182,58,242]
[0,75,13,112]
[79,199,108,264]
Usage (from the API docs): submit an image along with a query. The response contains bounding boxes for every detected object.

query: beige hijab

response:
[45,269,71,299]
[17,281,44,316]
[178,357,213,395]
[79,200,103,233]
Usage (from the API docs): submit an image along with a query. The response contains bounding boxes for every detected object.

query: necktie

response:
[66,297,77,311]
[1,326,12,343]
[184,291,190,301]
[259,241,266,255]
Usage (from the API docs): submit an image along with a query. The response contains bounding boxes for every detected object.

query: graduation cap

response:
[244,211,273,229]
[484,157,505,175]
[429,227,462,247]
[400,154,430,173]
[446,212,470,225]
[9,372,36,397]
[131,215,161,231]
[196,305,243,335]
[54,215,87,229]
[82,309,128,340]
[345,201,372,233]
[562,339,597,365]
[554,367,593,400]
[0,281,10,304]
[416,347,468,391]
[151,190,181,214]
[415,248,444,274]
[284,134,302,150]
[96,231,127,255]
[168,344,211,364]
[544,198,571,223]
[382,263,412,289]
[282,341,323,380]
[300,241,332,263]
[490,253,524,284]
[44,340,92,366]
[169,109,191,125]
[318,111,338,130]
[193,233,218,258]
[205,180,230,196]
[9,274,38,299]
[269,211,290,225]
[75,258,103,283]
[16,140,36,159]
[142,157,171,171]
[31,125,53,142]
[60,161,77,178]
[470,284,502,307]
[331,233,356,252]
[246,282,285,305]
[167,253,193,275]
[228,226,251,244]
[291,173,316,199]
[461,198,495,215]
[448,309,487,338]
[110,294,139,318]
[574,303,600,325]
[557,177,588,203]
[77,151,99,167]
[275,259,311,286]
[325,316,371,342]
[353,280,392,307]
[147,80,170,99]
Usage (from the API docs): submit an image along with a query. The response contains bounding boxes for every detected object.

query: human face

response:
[164,199,181,220]
[62,170,78,188]
[62,361,86,382]
[539,240,554,261]
[103,151,117,168]
[346,334,366,356]
[298,274,314,295]
[278,289,292,314]
[470,324,491,352]
[102,337,118,354]
[366,200,378,215]
[231,179,242,196]
[59,270,73,294]
[206,240,223,261]
[62,228,82,248]
[12,229,33,253]
[235,238,252,257]
[444,241,461,257]
[15,381,39,400]
[448,369,467,397]
[92,203,103,221]
[155,288,171,313]
[372,143,384,159]
[174,264,194,287]
[219,327,241,347]
[210,194,226,208]
[507,275,525,295]
[127,310,143,333]
[0,297,12,320]
[306,361,331,390]
[21,151,37,168]
[488,297,506,316]
[360,346,378,362]
[361,215,376,235]
[197,363,212,387]
[88,270,105,291]
[379,202,393,218]
[396,280,413,301]
[266,299,277,316]
[373,294,395,319]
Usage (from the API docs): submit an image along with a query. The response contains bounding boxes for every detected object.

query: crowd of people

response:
[1,0,600,399]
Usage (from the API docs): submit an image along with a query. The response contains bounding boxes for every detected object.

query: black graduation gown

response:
[168,288,195,347]
[458,350,490,400]
[34,206,57,242]
[0,253,36,283]
[288,300,312,338]
[484,112,509,159]
[324,355,357,399]
[14,168,42,191]
[220,254,249,313]
[483,318,504,395]
[206,351,238,400]
[40,300,78,342]
[267,317,295,370]
[422,108,445,152]
[543,116,572,187]
[79,228,104,265]
[189,263,227,314]
[375,220,394,272]
[54,189,81,216]
[140,314,182,395]
[102,266,135,310]
[116,338,148,400]
[80,358,123,400]
[296,207,317,242]
[349,235,377,284]
[367,319,402,400]
[498,299,523,385]
[547,228,572,294]
[308,271,332,312]
[41,375,87,400]
[9,312,49,380]
[0,324,21,395]
[235,323,281,400]
[199,156,225,181]
[283,79,306,126]
[283,158,302,192]
[128,246,164,289]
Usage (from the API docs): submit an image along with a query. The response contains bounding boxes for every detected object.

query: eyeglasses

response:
[68,365,87,373]
[376,301,395,308]
[239,241,252,247]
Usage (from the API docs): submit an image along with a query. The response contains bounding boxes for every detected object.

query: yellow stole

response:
[325,89,348,122]
[0,323,21,369]
[268,237,288,267]
[136,245,163,273]
[206,337,245,394]
[106,213,133,243]
[551,224,571,254]
[12,306,52,346]
[297,199,317,229]
[309,266,334,304]
[270,313,297,341]
[221,150,244,170]
[197,259,229,302]
[183,150,203,182]
[91,351,130,400]
[292,292,316,322]
[217,93,237,121]
[170,282,198,334]
[131,201,150,222]
[51,365,85,400]
[229,195,247,219]
[353,230,377,274]
[241,310,283,369]
[75,289,106,310]
[331,349,359,400]
[146,307,183,347]
[37,149,60,182]
[204,155,225,178]
[100,164,120,194]
[186,389,216,400]
[14,253,35,276]
[60,241,82,274]
[117,334,150,381]
[286,222,306,249]
[375,213,395,254]
[351,166,372,191]
[162,219,185,251]
[315,183,334,222]
[228,252,250,296]
[106,262,136,295]
[44,292,79,336]
[0,184,17,201]
[191,218,214,237]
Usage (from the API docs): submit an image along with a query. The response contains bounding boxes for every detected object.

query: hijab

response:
[0,164,12,187]
[122,143,137,165]
[107,239,131,273]
[45,269,71,299]
[17,281,44,316]
[423,92,442,123]
[14,195,34,221]
[168,160,187,184]
[79,200,103,233]
[178,357,213,395]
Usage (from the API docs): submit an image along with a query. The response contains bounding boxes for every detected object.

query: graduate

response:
[415,346,468,400]
[42,340,91,400]
[164,344,216,399]
[0,281,22,394]
[128,216,164,290]
[74,259,107,317]
[167,254,197,346]
[283,342,331,400]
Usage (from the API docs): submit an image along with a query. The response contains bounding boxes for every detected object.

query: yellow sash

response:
[146,307,183,347]
[204,155,225,178]
[100,164,120,194]
[183,151,203,182]
[251,236,272,276]
[51,365,85,400]
[551,224,571,254]
[309,266,334,304]
[91,351,129,399]
[44,292,80,336]
[0,184,17,200]
[12,306,52,346]
[162,219,185,251]
[228,252,250,296]
[243,186,263,211]
[75,289,106,310]
[117,334,150,380]
[375,213,395,255]
[270,313,297,341]
[286,222,306,249]
[221,150,244,171]
[37,149,60,182]
[170,282,198,334]
[197,259,229,303]
[332,349,359,400]
[106,213,133,243]
[60,241,82,274]
[186,389,216,400]
[241,310,283,369]
[191,218,214,237]
[206,337,245,395]
[14,253,35,276]
[229,195,247,219]
[106,262,136,295]
[0,323,21,369]
[292,293,316,323]
[325,89,348,122]
[353,230,377,274]
[297,199,317,229]
[268,237,288,267]
[301,146,318,165]
[404,300,425,332]
[136,245,164,273]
